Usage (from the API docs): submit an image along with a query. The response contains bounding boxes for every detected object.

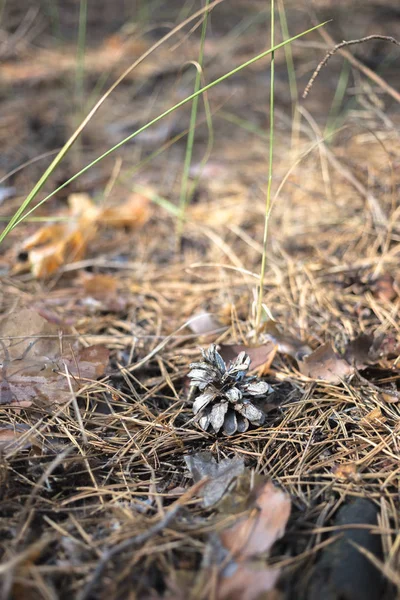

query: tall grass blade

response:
[1,20,328,239]
[0,0,226,244]
[177,0,211,243]
[278,0,300,148]
[255,0,275,335]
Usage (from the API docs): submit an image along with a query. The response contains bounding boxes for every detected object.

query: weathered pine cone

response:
[188,344,273,435]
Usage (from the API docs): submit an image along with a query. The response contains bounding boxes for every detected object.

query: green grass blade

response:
[177,0,211,243]
[2,19,328,238]
[0,0,226,244]
[255,0,275,335]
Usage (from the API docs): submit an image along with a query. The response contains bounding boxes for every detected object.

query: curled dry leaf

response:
[16,194,98,277]
[217,480,291,600]
[14,191,152,277]
[96,191,150,228]
[184,452,245,508]
[299,343,353,383]
[220,480,291,559]
[219,342,276,372]
[370,273,398,302]
[0,308,109,407]
[261,320,312,360]
[298,334,386,384]
[0,424,32,451]
[187,311,222,337]
[82,273,118,298]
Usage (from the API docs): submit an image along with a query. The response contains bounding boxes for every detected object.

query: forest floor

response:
[1,1,400,599]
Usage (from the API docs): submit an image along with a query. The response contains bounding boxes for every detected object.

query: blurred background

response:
[1,0,399,200]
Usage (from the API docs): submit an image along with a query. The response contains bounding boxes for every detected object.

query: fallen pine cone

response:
[188,344,273,435]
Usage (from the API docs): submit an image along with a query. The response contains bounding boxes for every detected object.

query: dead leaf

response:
[65,345,110,380]
[261,320,312,360]
[187,312,221,336]
[15,191,152,277]
[219,342,276,371]
[16,194,98,277]
[82,273,118,299]
[79,273,127,312]
[0,308,109,407]
[299,343,353,383]
[362,406,385,424]
[299,335,387,384]
[218,564,281,600]
[97,191,150,228]
[0,307,59,360]
[0,425,32,451]
[184,452,245,508]
[217,480,291,600]
[220,480,290,558]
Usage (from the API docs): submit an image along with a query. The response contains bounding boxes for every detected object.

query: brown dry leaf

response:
[220,480,291,558]
[0,307,59,360]
[82,273,118,299]
[97,191,151,228]
[0,308,109,407]
[299,343,353,383]
[15,191,151,277]
[16,193,98,277]
[299,335,386,384]
[217,480,291,600]
[64,345,110,380]
[362,406,385,424]
[1,346,109,408]
[261,320,312,360]
[219,342,276,371]
[0,425,32,450]
[219,565,281,600]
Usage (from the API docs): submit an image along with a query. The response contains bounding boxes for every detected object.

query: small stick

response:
[303,35,400,98]
[77,478,207,600]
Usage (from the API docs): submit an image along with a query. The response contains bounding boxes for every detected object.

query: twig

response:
[77,479,207,600]
[303,34,400,99]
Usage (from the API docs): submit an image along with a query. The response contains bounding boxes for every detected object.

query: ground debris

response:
[184,451,245,507]
[0,307,109,407]
[298,333,388,384]
[13,191,151,277]
[174,453,291,600]
[308,499,385,600]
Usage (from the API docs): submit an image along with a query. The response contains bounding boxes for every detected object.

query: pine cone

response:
[188,344,273,435]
